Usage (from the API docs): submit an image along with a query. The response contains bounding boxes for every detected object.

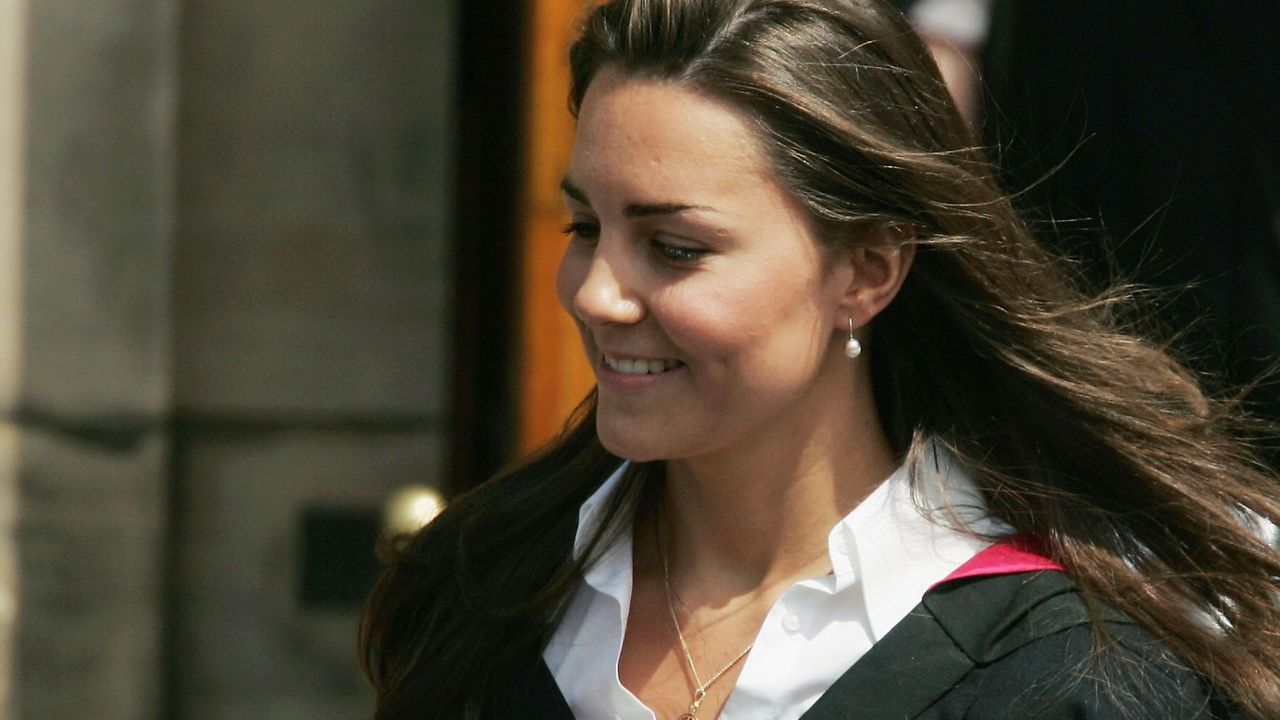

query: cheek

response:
[665,275,829,378]
[656,282,784,361]
[652,283,743,355]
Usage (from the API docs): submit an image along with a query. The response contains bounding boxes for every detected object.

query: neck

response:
[656,361,897,595]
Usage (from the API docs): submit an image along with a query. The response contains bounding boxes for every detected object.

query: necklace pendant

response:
[679,691,704,720]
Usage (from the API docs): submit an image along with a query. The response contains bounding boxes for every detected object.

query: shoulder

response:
[936,622,1228,719]
[922,572,1238,720]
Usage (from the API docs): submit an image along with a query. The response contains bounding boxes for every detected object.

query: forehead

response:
[568,70,779,202]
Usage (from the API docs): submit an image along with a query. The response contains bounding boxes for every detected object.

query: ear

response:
[837,227,916,330]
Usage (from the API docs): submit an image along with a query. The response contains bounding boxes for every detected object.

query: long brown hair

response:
[362,1,1280,717]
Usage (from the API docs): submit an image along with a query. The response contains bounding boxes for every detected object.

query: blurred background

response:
[0,0,542,718]
[0,0,602,717]
[0,0,1274,718]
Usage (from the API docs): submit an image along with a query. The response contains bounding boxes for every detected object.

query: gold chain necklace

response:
[657,514,754,720]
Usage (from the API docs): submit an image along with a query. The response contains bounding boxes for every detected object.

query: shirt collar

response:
[570,445,1007,639]
[844,442,1006,640]
[574,461,634,595]
[573,461,631,556]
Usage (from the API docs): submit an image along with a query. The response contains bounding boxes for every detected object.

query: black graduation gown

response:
[488,569,1238,719]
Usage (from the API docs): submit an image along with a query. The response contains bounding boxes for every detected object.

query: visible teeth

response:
[604,355,681,375]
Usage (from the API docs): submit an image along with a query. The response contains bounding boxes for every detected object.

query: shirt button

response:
[781,612,802,633]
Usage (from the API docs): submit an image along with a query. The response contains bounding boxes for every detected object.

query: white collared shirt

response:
[543,445,1011,720]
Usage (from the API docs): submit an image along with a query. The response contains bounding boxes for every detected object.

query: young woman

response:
[362,1,1280,718]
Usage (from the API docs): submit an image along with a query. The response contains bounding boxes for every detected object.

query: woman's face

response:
[556,70,856,463]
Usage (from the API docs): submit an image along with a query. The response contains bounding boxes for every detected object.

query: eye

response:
[653,238,709,264]
[560,221,600,244]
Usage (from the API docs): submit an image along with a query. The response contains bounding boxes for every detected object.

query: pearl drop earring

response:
[845,318,862,359]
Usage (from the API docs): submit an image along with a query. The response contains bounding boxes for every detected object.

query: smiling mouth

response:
[601,354,685,375]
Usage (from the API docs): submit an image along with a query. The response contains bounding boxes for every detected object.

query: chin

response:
[595,414,674,462]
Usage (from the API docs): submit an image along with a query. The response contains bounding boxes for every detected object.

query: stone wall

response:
[2,0,177,717]
[0,0,455,717]
[0,0,25,706]
[170,0,454,718]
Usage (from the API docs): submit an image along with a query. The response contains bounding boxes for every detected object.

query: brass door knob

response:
[381,485,446,556]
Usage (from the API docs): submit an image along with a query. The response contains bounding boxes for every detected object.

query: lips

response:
[601,353,685,375]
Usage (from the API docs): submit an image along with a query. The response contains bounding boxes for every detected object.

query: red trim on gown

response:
[931,535,1063,591]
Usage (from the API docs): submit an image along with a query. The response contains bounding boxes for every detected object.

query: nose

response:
[562,242,644,327]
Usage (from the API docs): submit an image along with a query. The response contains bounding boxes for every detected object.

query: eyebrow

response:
[560,177,715,218]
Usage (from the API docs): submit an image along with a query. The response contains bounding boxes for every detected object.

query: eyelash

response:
[560,221,599,243]
[560,222,708,264]
[652,241,707,263]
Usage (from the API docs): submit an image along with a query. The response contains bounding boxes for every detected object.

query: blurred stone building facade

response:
[0,0,455,717]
